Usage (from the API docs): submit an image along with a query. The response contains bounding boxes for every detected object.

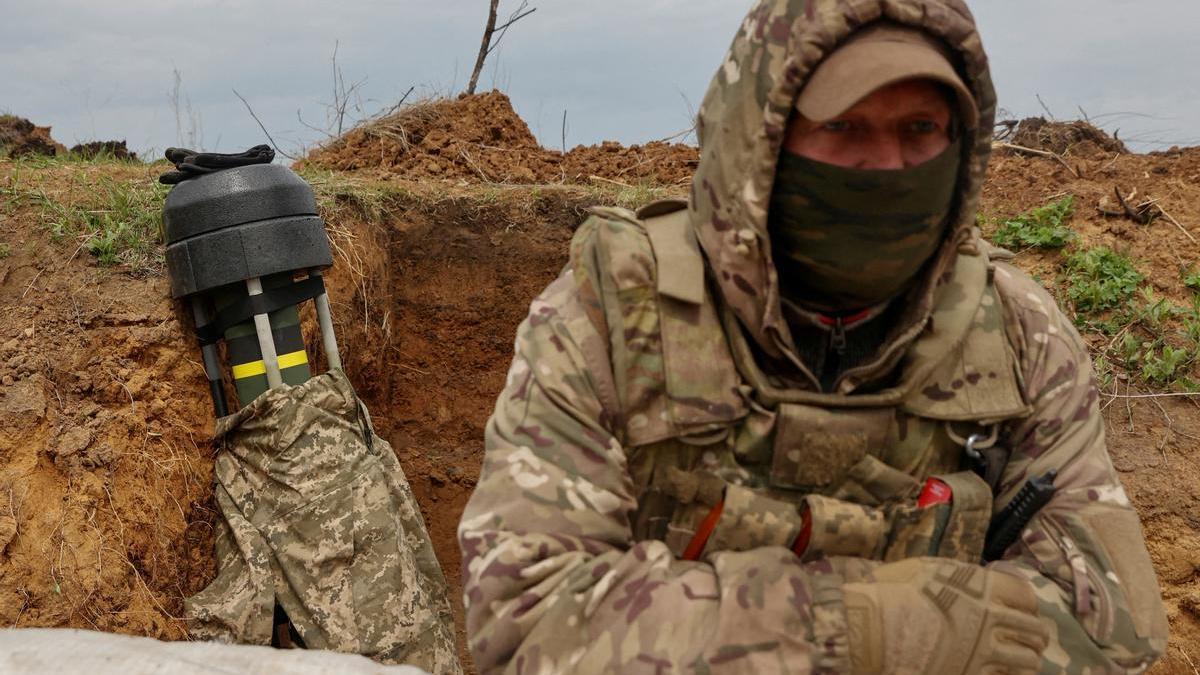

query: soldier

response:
[458,1,1169,673]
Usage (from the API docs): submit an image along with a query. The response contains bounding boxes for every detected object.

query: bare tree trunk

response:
[466,1,535,96]
[467,0,500,96]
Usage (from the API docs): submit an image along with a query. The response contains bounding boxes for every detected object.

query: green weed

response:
[1064,246,1143,314]
[1092,354,1115,392]
[990,195,1075,250]
[1104,290,1200,390]
[1140,344,1193,386]
[1135,287,1181,330]
[0,242,10,259]
[1113,334,1186,387]
[1184,297,1200,345]
[1183,268,1200,292]
[1117,331,1142,365]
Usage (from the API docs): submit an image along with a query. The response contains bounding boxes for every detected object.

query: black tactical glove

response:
[159,144,275,185]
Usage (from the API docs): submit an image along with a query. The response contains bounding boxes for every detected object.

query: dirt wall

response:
[0,163,214,638]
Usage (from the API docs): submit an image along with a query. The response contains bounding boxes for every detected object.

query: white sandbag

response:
[0,628,431,675]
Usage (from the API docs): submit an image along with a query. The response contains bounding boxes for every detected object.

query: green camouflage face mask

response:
[768,139,961,312]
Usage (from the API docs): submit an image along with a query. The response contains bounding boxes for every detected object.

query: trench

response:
[318,188,591,664]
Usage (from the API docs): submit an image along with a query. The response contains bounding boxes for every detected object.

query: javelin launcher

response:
[160,145,342,417]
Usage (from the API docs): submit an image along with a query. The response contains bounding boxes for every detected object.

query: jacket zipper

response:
[831,317,847,355]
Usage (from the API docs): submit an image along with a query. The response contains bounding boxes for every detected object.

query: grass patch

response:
[7,152,148,169]
[1063,246,1142,314]
[0,242,9,259]
[989,195,1075,250]
[583,181,673,211]
[64,178,167,270]
[298,167,416,223]
[3,166,168,273]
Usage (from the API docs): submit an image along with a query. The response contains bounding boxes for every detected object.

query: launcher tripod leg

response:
[246,277,284,389]
[190,298,229,417]
[310,269,343,371]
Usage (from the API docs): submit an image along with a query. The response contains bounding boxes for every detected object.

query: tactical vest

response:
[589,200,1033,565]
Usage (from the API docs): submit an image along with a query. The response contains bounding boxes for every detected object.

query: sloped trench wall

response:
[317,188,591,663]
[0,190,219,639]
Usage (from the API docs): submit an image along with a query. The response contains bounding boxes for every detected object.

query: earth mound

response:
[302,91,699,185]
[69,141,137,161]
[0,115,66,158]
[560,140,697,185]
[302,91,558,183]
[1004,116,1129,157]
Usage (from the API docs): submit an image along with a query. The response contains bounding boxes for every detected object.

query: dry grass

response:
[308,97,446,159]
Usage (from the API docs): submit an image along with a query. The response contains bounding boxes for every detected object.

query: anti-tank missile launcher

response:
[160,145,342,417]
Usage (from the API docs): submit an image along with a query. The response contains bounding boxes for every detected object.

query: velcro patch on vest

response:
[775,431,867,487]
[770,404,892,490]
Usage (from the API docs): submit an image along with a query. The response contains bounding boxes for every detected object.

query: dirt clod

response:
[0,115,66,157]
[1,377,46,419]
[69,140,137,161]
[1181,592,1200,619]
[1008,116,1129,157]
[50,426,92,459]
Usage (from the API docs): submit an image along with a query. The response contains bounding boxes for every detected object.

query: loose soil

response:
[302,91,697,186]
[0,162,215,639]
[2,100,1200,672]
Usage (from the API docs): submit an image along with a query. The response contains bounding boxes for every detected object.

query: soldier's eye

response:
[907,119,940,134]
[822,120,852,133]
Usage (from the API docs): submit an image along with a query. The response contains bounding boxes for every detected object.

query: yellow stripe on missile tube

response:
[231,350,309,380]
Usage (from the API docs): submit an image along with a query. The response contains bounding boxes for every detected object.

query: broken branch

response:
[993,142,1079,178]
[232,89,297,160]
[1158,204,1198,244]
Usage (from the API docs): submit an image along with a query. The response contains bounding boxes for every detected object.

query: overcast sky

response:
[3,1,1198,158]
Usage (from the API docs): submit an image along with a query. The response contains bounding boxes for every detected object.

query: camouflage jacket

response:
[459,0,1167,672]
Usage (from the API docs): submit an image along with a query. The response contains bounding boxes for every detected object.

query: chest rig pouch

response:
[604,201,1031,563]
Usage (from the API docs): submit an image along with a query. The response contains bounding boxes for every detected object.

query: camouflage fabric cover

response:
[187,371,460,675]
[459,0,1168,672]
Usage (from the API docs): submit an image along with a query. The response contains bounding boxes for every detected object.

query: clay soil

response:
[3,100,1200,673]
[0,162,216,639]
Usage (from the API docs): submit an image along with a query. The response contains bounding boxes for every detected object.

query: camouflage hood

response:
[689,0,996,359]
